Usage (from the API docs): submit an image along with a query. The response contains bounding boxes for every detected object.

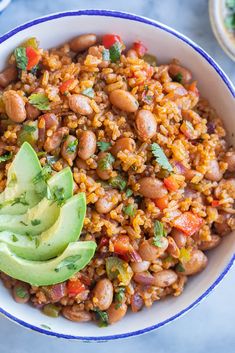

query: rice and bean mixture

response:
[0,33,234,326]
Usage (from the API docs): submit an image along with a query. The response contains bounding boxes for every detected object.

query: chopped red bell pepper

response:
[102,34,122,49]
[59,79,75,94]
[133,41,147,57]
[154,195,168,210]
[211,200,220,207]
[67,279,86,296]
[164,175,179,192]
[113,235,131,255]
[172,211,203,236]
[26,47,41,70]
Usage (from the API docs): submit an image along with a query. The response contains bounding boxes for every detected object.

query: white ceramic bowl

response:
[0,9,234,342]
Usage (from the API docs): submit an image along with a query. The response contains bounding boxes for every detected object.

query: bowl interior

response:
[0,11,234,340]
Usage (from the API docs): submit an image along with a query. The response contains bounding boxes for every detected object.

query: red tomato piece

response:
[164,175,179,192]
[133,41,147,57]
[67,279,86,296]
[26,47,41,70]
[59,79,75,94]
[102,34,122,49]
[113,235,131,255]
[154,195,168,210]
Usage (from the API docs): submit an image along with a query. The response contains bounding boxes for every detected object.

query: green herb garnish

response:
[115,287,125,307]
[22,125,37,133]
[93,308,109,327]
[151,143,173,172]
[173,72,183,83]
[46,155,59,166]
[97,141,111,152]
[35,237,40,248]
[54,255,82,272]
[176,263,185,272]
[102,49,110,61]
[14,47,27,71]
[12,234,18,242]
[98,153,115,170]
[67,139,78,153]
[20,221,28,226]
[11,192,29,206]
[125,188,133,197]
[28,93,50,110]
[31,219,41,226]
[123,204,136,217]
[109,175,126,191]
[109,42,122,63]
[41,324,51,330]
[82,87,95,98]
[15,286,28,299]
[153,220,167,247]
[0,152,13,163]
[33,165,52,184]
[47,186,65,206]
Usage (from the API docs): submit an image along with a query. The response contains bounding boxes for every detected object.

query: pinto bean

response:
[199,235,221,251]
[138,237,168,262]
[168,64,192,84]
[62,307,92,322]
[96,151,114,180]
[138,177,168,199]
[135,109,157,141]
[0,66,18,88]
[75,158,88,170]
[3,90,26,122]
[170,228,187,248]
[44,127,69,152]
[214,212,233,236]
[163,82,187,95]
[224,151,235,172]
[111,137,136,157]
[131,260,150,273]
[107,303,127,324]
[68,94,93,115]
[179,249,208,275]
[215,178,235,199]
[77,130,96,160]
[92,279,113,311]
[25,102,40,120]
[61,135,78,165]
[70,33,97,52]
[12,282,30,304]
[95,189,120,214]
[109,89,139,112]
[205,159,223,181]
[153,270,178,287]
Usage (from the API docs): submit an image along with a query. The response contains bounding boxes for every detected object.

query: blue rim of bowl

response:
[0,9,234,341]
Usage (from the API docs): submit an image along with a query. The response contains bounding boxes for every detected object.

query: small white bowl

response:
[0,9,234,342]
[209,0,235,61]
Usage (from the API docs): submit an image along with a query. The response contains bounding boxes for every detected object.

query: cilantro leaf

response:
[33,165,52,185]
[173,72,183,83]
[125,188,133,197]
[47,186,65,206]
[97,141,111,152]
[115,286,125,304]
[67,139,78,153]
[54,255,82,272]
[0,152,12,163]
[98,153,115,170]
[12,234,18,242]
[153,220,167,247]
[15,286,28,299]
[93,308,109,327]
[109,175,126,191]
[14,47,27,71]
[22,125,37,133]
[109,42,122,63]
[31,219,41,226]
[11,192,29,206]
[123,204,136,217]
[176,263,185,272]
[28,93,50,110]
[82,87,95,98]
[151,143,173,172]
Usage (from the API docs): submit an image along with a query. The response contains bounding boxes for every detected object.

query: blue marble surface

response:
[0,1,234,352]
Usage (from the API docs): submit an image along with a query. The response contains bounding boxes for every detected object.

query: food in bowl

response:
[0,32,234,327]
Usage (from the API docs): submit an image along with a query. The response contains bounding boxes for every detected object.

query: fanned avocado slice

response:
[0,241,96,286]
[0,142,43,215]
[0,193,86,260]
[0,167,73,235]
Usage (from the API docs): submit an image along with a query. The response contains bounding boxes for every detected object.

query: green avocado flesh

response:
[0,193,86,260]
[0,241,96,286]
[0,167,73,235]
[0,142,43,215]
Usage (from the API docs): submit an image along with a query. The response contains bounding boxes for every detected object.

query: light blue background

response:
[0,1,234,352]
